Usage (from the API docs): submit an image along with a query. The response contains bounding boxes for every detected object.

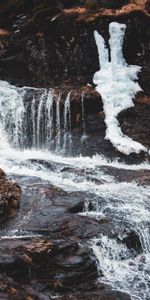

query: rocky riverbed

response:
[0,152,150,299]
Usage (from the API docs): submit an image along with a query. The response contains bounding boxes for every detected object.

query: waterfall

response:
[0,80,90,156]
[0,81,26,148]
[63,91,72,155]
[31,95,36,148]
[0,80,73,153]
[81,91,87,142]
[37,90,47,148]
[93,22,148,155]
[56,94,61,152]
[45,90,54,148]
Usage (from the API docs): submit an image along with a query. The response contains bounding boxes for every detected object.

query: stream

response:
[0,146,150,300]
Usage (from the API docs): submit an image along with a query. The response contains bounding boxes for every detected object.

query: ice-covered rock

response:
[93,22,148,155]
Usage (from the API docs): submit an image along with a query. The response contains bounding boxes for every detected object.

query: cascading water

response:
[0,22,149,300]
[0,81,26,148]
[45,90,54,148]
[63,91,72,155]
[55,95,61,152]
[0,81,74,153]
[31,95,36,148]
[81,91,87,143]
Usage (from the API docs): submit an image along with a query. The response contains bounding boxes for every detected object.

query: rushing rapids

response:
[0,21,150,300]
[0,148,150,300]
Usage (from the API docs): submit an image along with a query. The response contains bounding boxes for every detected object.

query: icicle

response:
[93,22,148,155]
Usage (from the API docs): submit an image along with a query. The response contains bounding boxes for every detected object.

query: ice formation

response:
[93,22,148,155]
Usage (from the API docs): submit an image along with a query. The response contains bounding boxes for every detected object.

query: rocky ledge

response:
[1,164,150,299]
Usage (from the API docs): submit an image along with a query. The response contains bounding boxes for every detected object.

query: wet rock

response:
[119,101,150,151]
[0,238,97,290]
[101,166,150,185]
[0,237,131,300]
[0,169,21,224]
[0,253,31,279]
[122,230,142,253]
[69,201,84,213]
[1,177,104,239]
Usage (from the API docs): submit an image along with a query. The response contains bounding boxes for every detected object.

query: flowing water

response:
[0,21,150,299]
[0,146,150,299]
[0,122,150,299]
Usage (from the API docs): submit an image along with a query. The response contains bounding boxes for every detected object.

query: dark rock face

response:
[0,169,21,224]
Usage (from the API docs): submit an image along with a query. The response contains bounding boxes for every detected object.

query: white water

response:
[81,91,87,143]
[0,21,150,299]
[0,81,74,152]
[0,140,150,299]
[63,91,72,154]
[93,22,148,155]
[91,237,150,300]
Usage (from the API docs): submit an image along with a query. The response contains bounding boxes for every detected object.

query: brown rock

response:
[0,170,21,224]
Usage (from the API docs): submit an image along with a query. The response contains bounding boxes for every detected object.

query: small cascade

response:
[0,81,74,154]
[31,95,36,148]
[63,92,72,155]
[45,90,54,148]
[0,81,26,148]
[56,94,61,152]
[90,236,150,300]
[37,90,47,148]
[0,82,92,156]
[0,127,9,150]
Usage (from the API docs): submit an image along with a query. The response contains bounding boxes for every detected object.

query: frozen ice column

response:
[93,22,148,155]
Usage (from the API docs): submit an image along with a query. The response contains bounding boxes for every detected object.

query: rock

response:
[0,169,21,224]
[0,168,5,177]
[122,230,142,253]
[100,166,150,185]
[0,237,131,300]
